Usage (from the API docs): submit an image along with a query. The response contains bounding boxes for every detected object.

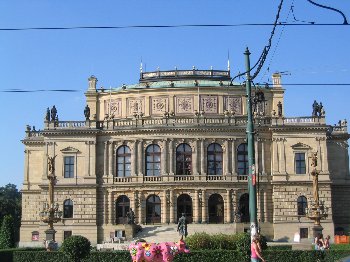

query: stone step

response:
[134,224,238,243]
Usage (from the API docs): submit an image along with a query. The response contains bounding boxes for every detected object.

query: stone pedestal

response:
[44,229,56,241]
[125,224,137,241]
[312,225,323,238]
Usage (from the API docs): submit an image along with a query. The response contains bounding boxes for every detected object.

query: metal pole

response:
[244,47,258,241]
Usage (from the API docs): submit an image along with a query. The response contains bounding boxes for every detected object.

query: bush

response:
[60,235,91,262]
[186,232,212,250]
[0,215,15,249]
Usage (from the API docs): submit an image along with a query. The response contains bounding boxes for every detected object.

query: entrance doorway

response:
[177,194,193,223]
[208,194,224,224]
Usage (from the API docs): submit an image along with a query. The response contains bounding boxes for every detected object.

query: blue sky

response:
[0,0,349,188]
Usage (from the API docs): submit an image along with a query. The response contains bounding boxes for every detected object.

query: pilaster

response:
[201,190,207,223]
[226,189,232,223]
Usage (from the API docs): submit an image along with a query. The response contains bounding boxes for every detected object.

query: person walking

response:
[251,235,266,262]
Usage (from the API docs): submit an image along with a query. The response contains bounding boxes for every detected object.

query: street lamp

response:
[40,156,62,251]
[244,48,258,241]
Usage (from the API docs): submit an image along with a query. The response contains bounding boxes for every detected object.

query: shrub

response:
[186,232,212,250]
[0,215,15,249]
[60,235,91,262]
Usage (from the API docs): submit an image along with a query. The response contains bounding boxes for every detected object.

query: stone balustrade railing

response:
[111,173,262,184]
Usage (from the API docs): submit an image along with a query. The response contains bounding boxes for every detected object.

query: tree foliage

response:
[60,235,91,262]
[0,215,15,249]
[0,184,21,243]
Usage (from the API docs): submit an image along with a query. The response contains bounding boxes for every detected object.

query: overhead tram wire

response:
[0,23,349,31]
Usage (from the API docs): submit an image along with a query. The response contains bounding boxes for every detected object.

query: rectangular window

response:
[300,228,308,239]
[64,231,72,240]
[295,153,306,174]
[64,156,75,178]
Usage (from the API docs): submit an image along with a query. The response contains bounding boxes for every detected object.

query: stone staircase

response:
[133,223,238,243]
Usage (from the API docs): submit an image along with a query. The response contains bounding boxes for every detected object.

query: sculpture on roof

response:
[50,105,57,121]
[84,105,90,120]
[45,108,50,121]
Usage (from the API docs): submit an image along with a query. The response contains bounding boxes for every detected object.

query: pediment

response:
[60,146,80,153]
[291,142,311,150]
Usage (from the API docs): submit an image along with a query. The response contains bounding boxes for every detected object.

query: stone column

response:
[261,140,266,175]
[279,138,286,173]
[109,191,114,225]
[109,141,114,178]
[226,189,232,223]
[162,190,168,223]
[85,141,91,176]
[194,190,199,223]
[90,141,96,177]
[161,140,167,175]
[132,191,137,222]
[192,139,198,175]
[224,140,230,175]
[137,140,143,175]
[200,139,205,175]
[138,191,144,224]
[232,190,237,222]
[23,150,29,186]
[264,190,268,222]
[272,138,279,173]
[257,189,261,221]
[170,190,175,223]
[320,138,329,173]
[104,142,108,177]
[131,141,137,176]
[231,139,237,175]
[169,139,174,175]
[201,190,207,223]
[104,189,109,224]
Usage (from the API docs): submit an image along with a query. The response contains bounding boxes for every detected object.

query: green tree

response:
[60,235,91,262]
[0,215,15,249]
[0,184,21,243]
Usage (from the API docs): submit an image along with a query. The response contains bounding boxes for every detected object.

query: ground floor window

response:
[64,231,72,240]
[300,228,308,239]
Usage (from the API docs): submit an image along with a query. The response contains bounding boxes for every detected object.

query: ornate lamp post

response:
[306,152,328,237]
[39,156,63,250]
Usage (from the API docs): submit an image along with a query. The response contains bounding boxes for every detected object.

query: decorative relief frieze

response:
[127,98,144,116]
[224,96,242,115]
[176,96,193,114]
[151,97,168,115]
[105,99,122,118]
[200,95,218,114]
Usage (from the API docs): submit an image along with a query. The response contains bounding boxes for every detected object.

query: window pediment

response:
[60,147,80,154]
[291,143,311,150]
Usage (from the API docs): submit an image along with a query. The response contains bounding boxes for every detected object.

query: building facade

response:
[20,69,350,246]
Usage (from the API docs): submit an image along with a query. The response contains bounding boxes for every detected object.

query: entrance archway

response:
[146,194,161,224]
[208,193,224,224]
[239,193,249,223]
[115,195,130,224]
[177,194,193,223]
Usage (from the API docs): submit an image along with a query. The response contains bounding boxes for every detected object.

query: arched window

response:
[297,196,308,215]
[63,199,73,218]
[176,143,192,175]
[237,143,248,175]
[146,144,161,176]
[146,195,161,224]
[207,143,223,175]
[116,145,131,177]
[116,195,130,224]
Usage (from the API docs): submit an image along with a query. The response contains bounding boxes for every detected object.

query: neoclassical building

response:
[20,68,350,245]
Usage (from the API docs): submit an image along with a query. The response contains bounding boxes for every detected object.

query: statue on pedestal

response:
[126,208,135,225]
[177,213,188,240]
[310,152,319,205]
[50,106,57,121]
[84,105,90,120]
